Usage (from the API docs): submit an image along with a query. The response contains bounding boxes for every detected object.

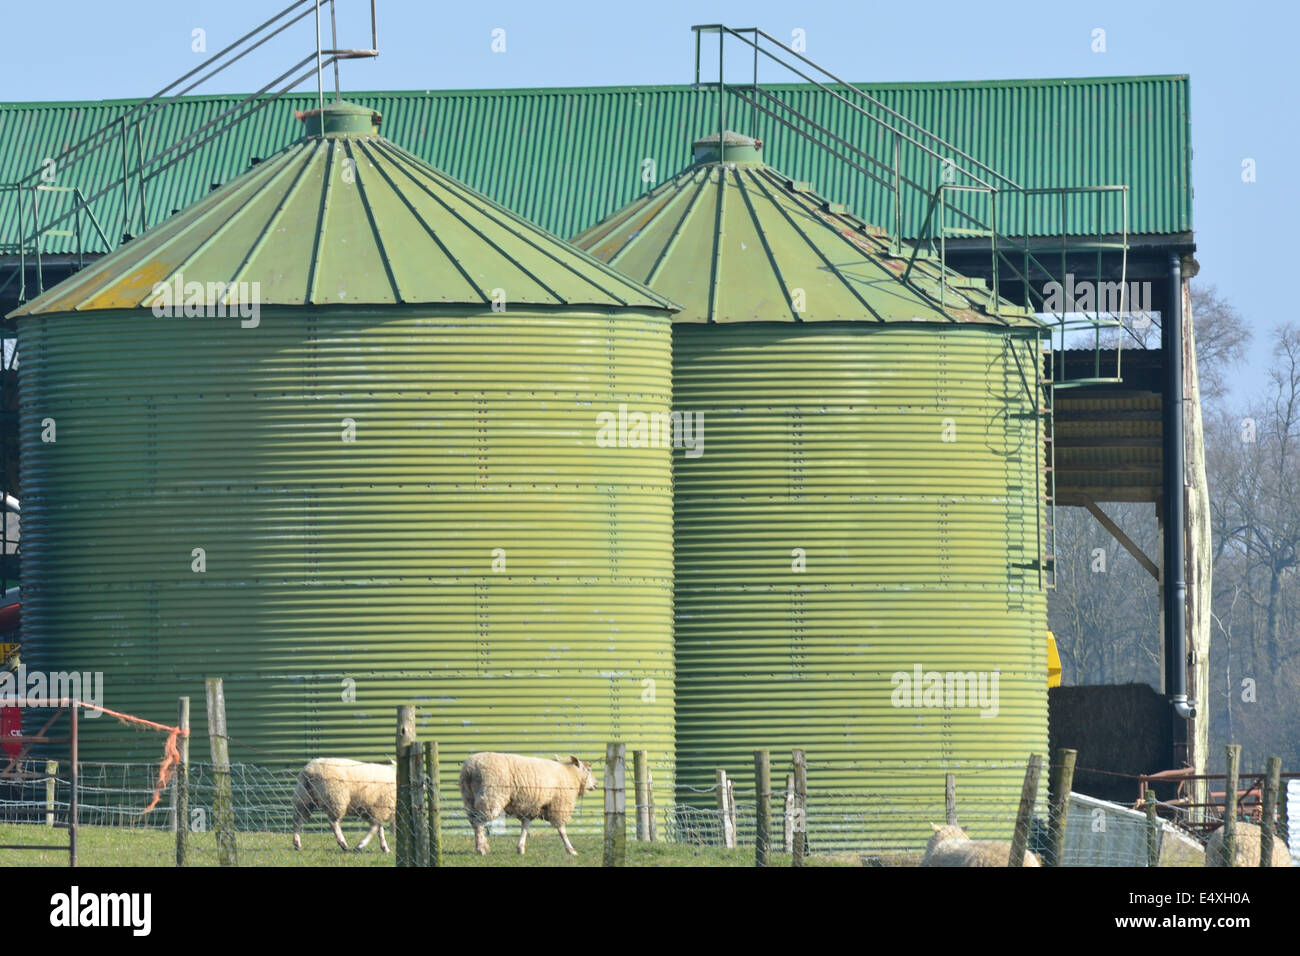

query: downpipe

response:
[1164,253,1196,722]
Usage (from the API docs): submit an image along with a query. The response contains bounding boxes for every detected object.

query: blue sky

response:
[3,0,1294,402]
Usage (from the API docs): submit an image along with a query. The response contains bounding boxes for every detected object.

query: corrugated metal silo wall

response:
[18,306,675,832]
[672,322,1048,853]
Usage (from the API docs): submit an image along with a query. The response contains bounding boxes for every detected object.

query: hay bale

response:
[1049,683,1172,803]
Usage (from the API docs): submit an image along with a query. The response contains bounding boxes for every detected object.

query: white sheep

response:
[922,823,1042,867]
[291,757,397,853]
[1203,822,1292,867]
[459,752,599,856]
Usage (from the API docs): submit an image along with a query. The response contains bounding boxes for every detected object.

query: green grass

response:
[0,822,862,867]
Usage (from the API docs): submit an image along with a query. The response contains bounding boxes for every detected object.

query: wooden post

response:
[1222,744,1240,866]
[646,765,657,843]
[783,773,795,853]
[1278,777,1290,846]
[44,760,58,827]
[204,678,236,867]
[944,772,957,826]
[1046,748,1077,867]
[1145,789,1160,867]
[1008,753,1042,868]
[175,697,190,867]
[716,769,737,848]
[395,705,416,867]
[603,742,626,866]
[633,750,650,842]
[791,749,807,867]
[1259,755,1281,868]
[425,742,441,867]
[408,740,429,867]
[754,750,772,867]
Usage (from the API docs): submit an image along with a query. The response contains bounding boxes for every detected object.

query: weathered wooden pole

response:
[425,742,441,867]
[1260,755,1281,868]
[1145,789,1160,867]
[715,769,736,848]
[603,742,626,866]
[175,696,190,867]
[1008,753,1042,868]
[1222,744,1240,866]
[791,749,807,867]
[754,750,772,867]
[44,760,58,827]
[1046,748,1077,867]
[944,772,958,826]
[633,750,650,842]
[408,740,429,866]
[204,678,237,866]
[783,773,795,853]
[395,705,417,867]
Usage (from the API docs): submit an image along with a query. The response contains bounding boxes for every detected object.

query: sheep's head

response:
[926,823,967,852]
[565,755,599,794]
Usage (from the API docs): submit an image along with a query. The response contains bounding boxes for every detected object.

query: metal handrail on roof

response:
[690,24,1136,381]
[0,0,379,302]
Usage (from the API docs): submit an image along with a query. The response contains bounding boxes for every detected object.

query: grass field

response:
[0,822,869,866]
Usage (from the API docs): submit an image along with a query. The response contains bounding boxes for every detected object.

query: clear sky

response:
[2,0,1294,402]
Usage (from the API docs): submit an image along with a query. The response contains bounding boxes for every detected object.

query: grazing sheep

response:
[291,758,397,853]
[922,823,1042,867]
[1203,822,1292,867]
[459,752,599,856]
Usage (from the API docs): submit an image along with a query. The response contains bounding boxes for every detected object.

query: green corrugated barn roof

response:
[0,75,1191,259]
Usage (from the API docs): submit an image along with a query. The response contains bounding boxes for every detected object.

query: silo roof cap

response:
[692,130,763,165]
[295,99,382,137]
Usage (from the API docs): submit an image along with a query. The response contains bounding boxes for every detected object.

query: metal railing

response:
[0,0,379,302]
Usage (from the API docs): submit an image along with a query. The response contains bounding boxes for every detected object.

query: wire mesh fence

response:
[0,754,1293,866]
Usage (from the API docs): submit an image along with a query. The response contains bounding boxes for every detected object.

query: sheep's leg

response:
[329,818,351,851]
[473,823,489,855]
[556,822,577,856]
[355,819,381,851]
[291,797,310,851]
[517,819,530,855]
[377,824,390,854]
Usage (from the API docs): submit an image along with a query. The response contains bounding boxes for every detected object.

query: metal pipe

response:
[315,0,324,114]
[1163,252,1195,720]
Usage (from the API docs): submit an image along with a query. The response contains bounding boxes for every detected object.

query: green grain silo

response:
[574,132,1049,851]
[11,102,678,823]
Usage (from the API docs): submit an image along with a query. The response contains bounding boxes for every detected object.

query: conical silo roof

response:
[572,131,1037,327]
[12,100,675,316]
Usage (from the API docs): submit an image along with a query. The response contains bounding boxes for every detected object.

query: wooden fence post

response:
[1260,755,1281,868]
[44,760,58,827]
[1222,744,1240,866]
[603,742,626,866]
[204,678,237,867]
[755,750,772,867]
[945,772,957,826]
[1047,747,1077,867]
[1008,753,1042,867]
[1278,776,1290,846]
[1145,789,1160,867]
[425,742,441,867]
[716,769,737,848]
[408,740,428,866]
[791,749,807,867]
[175,696,189,867]
[634,750,650,842]
[783,773,795,853]
[395,705,416,867]
[646,765,657,843]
